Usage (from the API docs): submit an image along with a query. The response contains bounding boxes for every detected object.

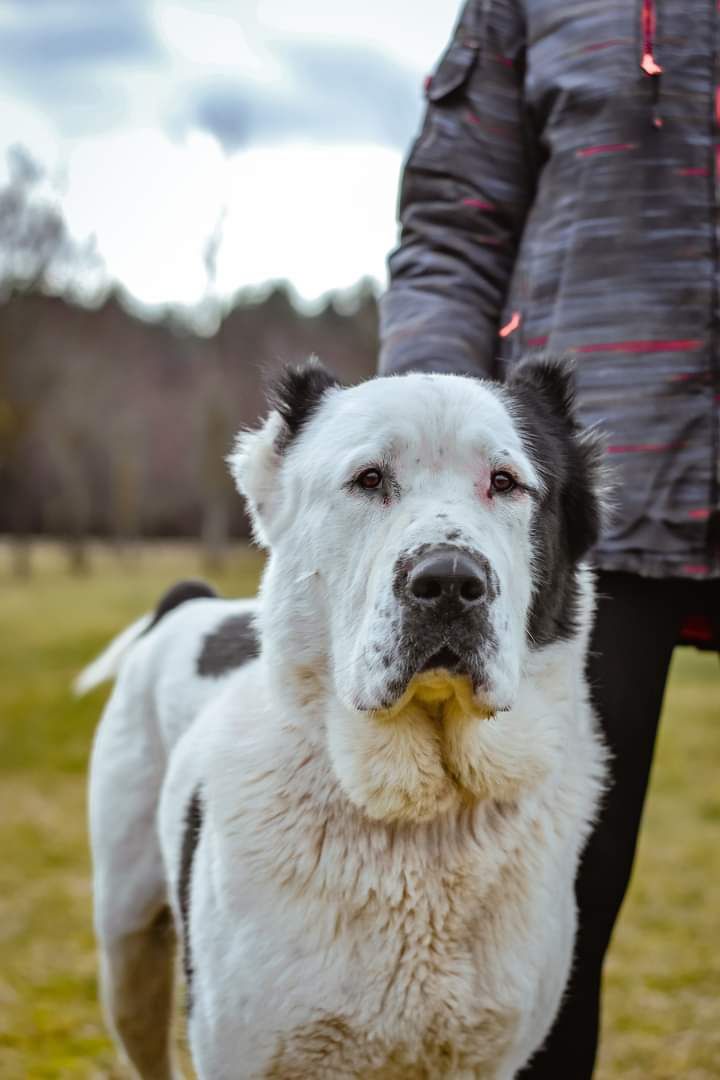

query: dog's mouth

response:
[361,627,499,716]
[392,638,490,698]
[373,648,495,724]
[420,645,464,674]
[403,644,491,712]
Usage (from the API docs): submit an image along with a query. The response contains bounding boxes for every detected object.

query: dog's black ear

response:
[507,355,607,646]
[507,355,606,564]
[269,358,343,452]
[507,355,576,423]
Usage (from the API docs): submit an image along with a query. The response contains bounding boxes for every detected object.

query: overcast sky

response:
[0,0,460,310]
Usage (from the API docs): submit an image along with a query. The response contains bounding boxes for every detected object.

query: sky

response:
[0,0,460,310]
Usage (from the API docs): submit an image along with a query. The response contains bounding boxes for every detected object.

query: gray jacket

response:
[380,0,720,579]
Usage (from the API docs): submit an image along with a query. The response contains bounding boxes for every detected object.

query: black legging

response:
[520,571,720,1078]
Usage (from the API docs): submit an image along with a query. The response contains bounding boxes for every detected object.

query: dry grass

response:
[0,541,717,1078]
[595,648,720,1079]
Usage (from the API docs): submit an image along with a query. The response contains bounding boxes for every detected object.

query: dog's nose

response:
[407,549,487,609]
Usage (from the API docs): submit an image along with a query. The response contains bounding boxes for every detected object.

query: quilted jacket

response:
[380,0,720,580]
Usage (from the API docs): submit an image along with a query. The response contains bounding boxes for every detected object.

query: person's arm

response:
[379,0,536,377]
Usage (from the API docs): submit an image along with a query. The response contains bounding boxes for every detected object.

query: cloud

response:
[285,42,422,146]
[0,5,423,150]
[0,3,160,69]
[186,40,422,152]
[0,2,163,120]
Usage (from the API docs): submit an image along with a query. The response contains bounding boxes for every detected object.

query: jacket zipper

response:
[640,0,664,128]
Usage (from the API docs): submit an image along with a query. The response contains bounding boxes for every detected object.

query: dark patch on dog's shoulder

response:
[179,787,203,1014]
[270,360,343,453]
[507,356,604,648]
[196,612,260,677]
[144,579,218,634]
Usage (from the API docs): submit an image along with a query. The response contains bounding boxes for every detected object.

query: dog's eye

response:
[490,471,517,494]
[356,468,384,490]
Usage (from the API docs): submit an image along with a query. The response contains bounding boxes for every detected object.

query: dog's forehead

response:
[312,374,522,456]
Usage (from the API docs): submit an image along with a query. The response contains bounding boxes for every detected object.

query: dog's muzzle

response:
[393,545,498,686]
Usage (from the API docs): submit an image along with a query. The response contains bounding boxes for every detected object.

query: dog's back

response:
[83,580,260,1080]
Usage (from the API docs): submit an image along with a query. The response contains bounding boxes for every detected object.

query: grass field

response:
[0,542,718,1079]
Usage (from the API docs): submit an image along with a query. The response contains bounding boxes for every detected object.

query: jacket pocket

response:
[426,37,480,103]
[412,37,481,162]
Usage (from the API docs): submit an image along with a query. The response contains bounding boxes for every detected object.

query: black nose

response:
[407,549,487,609]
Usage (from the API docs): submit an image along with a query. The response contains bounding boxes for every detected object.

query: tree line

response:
[0,281,379,571]
[0,148,379,574]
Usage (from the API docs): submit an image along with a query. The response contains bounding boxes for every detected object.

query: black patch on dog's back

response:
[271,361,342,453]
[507,357,604,648]
[145,579,218,635]
[179,787,203,1014]
[196,612,260,677]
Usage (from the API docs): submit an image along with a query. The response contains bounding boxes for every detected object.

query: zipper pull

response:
[641,0,663,128]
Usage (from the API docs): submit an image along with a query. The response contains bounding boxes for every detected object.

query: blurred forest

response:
[0,147,379,575]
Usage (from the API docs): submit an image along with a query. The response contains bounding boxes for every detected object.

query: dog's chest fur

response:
[262,843,527,1079]
[193,716,562,1078]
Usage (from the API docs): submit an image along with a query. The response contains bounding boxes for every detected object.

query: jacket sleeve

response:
[379,0,536,377]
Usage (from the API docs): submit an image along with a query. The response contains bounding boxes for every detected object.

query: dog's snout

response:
[407,549,487,610]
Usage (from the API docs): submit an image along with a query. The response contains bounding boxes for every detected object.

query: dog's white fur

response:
[85,370,606,1079]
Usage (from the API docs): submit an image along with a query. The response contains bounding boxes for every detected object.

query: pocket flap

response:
[426,38,480,102]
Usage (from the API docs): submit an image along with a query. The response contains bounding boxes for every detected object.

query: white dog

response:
[81,359,607,1080]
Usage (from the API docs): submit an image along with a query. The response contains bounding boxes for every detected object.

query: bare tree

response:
[199,209,233,571]
[0,146,103,575]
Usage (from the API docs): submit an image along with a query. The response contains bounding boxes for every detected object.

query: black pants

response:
[520,571,719,1079]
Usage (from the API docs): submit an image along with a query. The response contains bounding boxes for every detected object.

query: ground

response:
[0,542,718,1079]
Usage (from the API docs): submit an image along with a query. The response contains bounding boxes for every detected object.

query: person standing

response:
[379,1,720,1075]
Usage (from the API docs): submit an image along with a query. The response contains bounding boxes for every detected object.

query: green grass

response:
[0,542,718,1078]
[0,542,264,1079]
[597,647,720,1079]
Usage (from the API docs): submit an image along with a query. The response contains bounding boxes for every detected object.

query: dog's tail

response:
[74,579,218,696]
[73,613,153,696]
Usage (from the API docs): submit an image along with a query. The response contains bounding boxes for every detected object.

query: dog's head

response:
[230,358,604,822]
